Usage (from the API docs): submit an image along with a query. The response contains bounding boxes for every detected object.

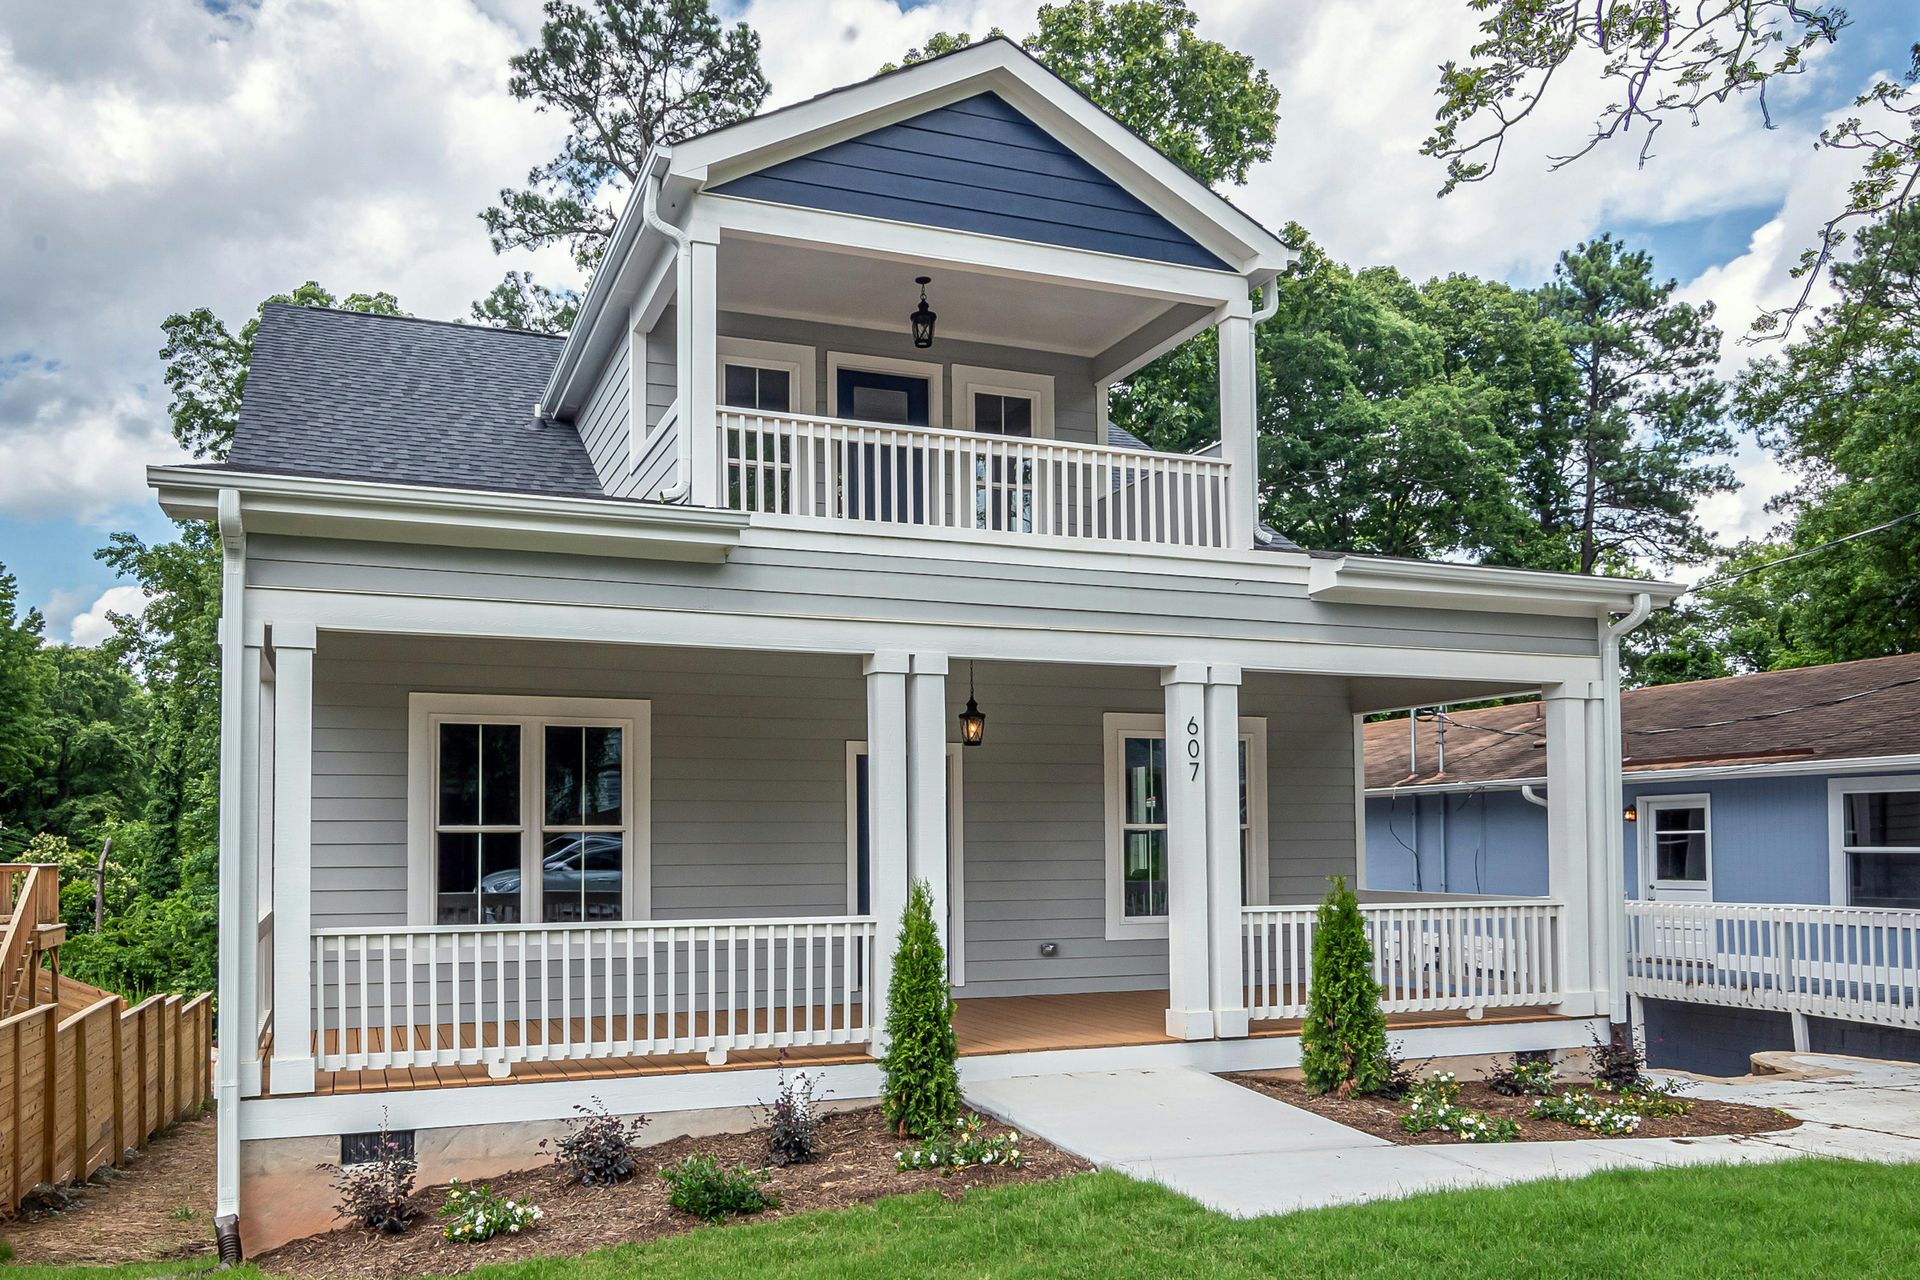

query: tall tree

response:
[1424,6,1915,338]
[160,282,404,460]
[8,644,148,853]
[0,565,49,836]
[476,0,770,331]
[1536,235,1735,573]
[888,0,1279,187]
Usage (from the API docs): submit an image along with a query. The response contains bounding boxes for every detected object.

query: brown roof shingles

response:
[1364,653,1920,790]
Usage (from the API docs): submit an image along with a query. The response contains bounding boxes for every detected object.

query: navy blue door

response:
[837,368,929,522]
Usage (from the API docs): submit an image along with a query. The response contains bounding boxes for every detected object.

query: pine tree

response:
[1299,876,1387,1097]
[878,880,959,1138]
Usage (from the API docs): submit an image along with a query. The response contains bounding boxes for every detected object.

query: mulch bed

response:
[1225,1072,1802,1145]
[254,1106,1085,1279]
[1,1110,217,1265]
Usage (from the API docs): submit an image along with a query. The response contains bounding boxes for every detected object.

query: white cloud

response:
[66,584,149,647]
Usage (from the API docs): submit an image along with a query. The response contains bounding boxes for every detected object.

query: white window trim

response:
[406,693,652,927]
[1102,711,1267,942]
[950,364,1056,439]
[826,350,944,427]
[845,740,966,985]
[1638,792,1713,900]
[718,336,817,416]
[1828,774,1920,906]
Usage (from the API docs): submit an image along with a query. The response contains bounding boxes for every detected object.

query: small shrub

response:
[659,1154,781,1221]
[1300,876,1387,1097]
[897,1113,1025,1174]
[322,1120,417,1234]
[1611,1076,1692,1118]
[1368,1040,1422,1100]
[879,879,961,1138]
[761,1063,827,1166]
[1531,1089,1642,1134]
[1486,1054,1558,1097]
[539,1098,650,1186]
[1588,1028,1648,1091]
[439,1179,542,1243]
[1399,1072,1518,1143]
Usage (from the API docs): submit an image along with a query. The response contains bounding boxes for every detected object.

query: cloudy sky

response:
[0,0,1910,642]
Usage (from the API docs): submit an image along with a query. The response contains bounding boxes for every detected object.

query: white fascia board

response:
[149,466,746,563]
[1363,752,1920,798]
[672,41,1285,275]
[708,197,1244,306]
[1309,554,1683,619]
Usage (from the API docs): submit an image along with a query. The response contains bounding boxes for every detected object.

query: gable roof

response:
[708,91,1232,270]
[1365,653,1920,790]
[220,304,605,499]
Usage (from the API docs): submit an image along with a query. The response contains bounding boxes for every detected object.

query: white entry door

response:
[1642,795,1713,960]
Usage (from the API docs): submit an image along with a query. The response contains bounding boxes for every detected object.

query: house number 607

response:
[1185,717,1201,779]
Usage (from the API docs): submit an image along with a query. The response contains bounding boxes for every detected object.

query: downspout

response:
[1520,785,1548,808]
[1602,592,1654,1028]
[641,157,693,502]
[213,490,246,1261]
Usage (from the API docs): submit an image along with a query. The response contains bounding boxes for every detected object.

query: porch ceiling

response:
[716,234,1199,359]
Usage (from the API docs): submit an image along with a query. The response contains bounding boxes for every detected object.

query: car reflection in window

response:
[481,833,625,922]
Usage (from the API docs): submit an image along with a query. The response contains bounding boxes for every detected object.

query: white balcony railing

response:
[310,916,876,1074]
[1242,900,1565,1019]
[1626,901,1920,1031]
[722,408,1232,549]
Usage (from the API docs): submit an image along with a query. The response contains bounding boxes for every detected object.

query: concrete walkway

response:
[965,1055,1920,1218]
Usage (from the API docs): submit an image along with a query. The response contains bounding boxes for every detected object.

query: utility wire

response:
[1684,507,1920,595]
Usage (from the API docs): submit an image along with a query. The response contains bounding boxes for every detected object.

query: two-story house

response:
[150,40,1678,1252]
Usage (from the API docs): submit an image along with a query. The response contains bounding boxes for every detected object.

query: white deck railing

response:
[310,916,876,1074]
[721,408,1232,549]
[1626,901,1920,1031]
[1243,900,1565,1019]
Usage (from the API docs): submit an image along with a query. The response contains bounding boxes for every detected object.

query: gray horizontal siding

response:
[710,93,1229,271]
[250,535,1600,661]
[576,338,631,495]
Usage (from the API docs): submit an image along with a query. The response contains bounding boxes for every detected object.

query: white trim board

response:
[949,364,1057,439]
[717,336,817,416]
[1827,773,1920,907]
[1636,792,1713,903]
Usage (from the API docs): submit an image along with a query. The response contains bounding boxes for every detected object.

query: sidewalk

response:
[965,1055,1920,1217]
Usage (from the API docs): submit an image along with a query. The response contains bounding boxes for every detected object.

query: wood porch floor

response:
[282,990,1563,1098]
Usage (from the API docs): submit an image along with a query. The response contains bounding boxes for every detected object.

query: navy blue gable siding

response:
[711,93,1231,270]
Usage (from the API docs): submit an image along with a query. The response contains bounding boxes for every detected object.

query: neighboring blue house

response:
[1363,654,1920,1074]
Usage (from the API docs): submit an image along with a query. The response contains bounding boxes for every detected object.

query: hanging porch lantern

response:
[910,275,937,349]
[958,661,986,746]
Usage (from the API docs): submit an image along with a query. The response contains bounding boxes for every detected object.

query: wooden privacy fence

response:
[0,986,212,1214]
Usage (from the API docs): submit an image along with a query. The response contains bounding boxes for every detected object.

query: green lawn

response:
[7,1159,1919,1279]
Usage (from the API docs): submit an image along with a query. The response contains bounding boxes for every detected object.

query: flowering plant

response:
[1486,1056,1558,1097]
[439,1179,543,1243]
[896,1113,1025,1173]
[1530,1089,1642,1134]
[1399,1072,1519,1143]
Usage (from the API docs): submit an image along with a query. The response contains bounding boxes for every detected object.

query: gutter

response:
[640,154,694,502]
[213,490,245,1254]
[1600,592,1652,1028]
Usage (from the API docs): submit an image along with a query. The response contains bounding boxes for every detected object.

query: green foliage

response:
[897,1113,1026,1173]
[658,1154,779,1221]
[1529,1089,1642,1135]
[441,1178,543,1241]
[1299,876,1387,1097]
[1399,1072,1518,1142]
[7,644,149,856]
[0,565,49,813]
[888,1,1278,188]
[1485,1055,1557,1098]
[479,0,770,316]
[878,879,960,1139]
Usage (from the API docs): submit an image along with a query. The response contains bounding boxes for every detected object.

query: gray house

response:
[151,41,1675,1253]
[1363,654,1920,1074]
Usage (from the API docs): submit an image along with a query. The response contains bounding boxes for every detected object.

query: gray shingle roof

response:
[223,304,605,498]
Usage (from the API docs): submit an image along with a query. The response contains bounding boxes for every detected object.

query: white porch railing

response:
[1243,900,1565,1019]
[1625,901,1920,1031]
[310,916,876,1074]
[721,408,1232,549]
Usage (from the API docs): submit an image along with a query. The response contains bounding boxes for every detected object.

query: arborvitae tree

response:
[1299,875,1387,1097]
[878,879,960,1138]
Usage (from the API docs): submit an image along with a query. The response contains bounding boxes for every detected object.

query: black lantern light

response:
[958,661,986,746]
[910,275,937,349]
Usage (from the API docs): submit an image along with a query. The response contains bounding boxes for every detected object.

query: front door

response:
[1641,794,1712,960]
[853,745,965,983]
[837,367,930,523]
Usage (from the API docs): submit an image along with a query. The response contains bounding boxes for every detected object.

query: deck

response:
[279,990,1564,1098]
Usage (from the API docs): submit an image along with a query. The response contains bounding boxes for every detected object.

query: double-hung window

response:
[409,695,650,926]
[1103,713,1267,940]
[1834,779,1920,909]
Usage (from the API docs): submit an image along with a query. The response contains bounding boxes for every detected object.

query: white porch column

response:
[268,622,317,1096]
[1162,664,1213,1040]
[865,652,911,1052]
[237,622,266,1100]
[213,492,246,1219]
[679,231,721,507]
[906,654,950,965]
[1205,666,1249,1038]
[1583,686,1613,1019]
[1544,684,1596,1012]
[1215,305,1258,550]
